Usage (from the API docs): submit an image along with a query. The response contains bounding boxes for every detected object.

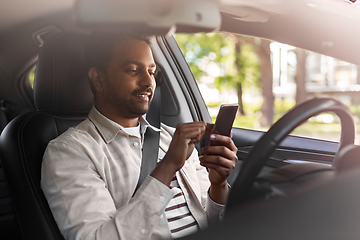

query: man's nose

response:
[139,71,155,88]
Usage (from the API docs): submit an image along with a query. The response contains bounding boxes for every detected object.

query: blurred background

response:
[174,33,360,143]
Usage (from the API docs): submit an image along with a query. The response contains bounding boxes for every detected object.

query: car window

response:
[175,33,360,144]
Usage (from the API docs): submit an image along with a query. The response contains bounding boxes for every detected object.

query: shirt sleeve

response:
[206,192,225,225]
[41,140,173,240]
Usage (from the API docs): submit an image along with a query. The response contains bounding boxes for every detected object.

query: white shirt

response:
[41,106,223,240]
[166,176,199,238]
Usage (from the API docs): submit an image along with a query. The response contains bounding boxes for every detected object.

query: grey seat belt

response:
[135,84,161,192]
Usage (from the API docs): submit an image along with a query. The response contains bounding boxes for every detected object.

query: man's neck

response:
[114,117,139,128]
[95,105,139,128]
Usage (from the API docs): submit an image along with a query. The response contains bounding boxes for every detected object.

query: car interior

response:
[1,0,360,239]
[0,32,93,240]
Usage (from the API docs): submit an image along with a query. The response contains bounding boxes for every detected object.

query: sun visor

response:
[74,0,221,35]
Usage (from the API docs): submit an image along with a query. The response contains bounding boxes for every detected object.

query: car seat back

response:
[0,108,7,133]
[0,103,23,240]
[0,32,92,240]
[0,159,21,240]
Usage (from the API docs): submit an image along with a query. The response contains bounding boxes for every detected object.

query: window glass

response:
[175,33,360,143]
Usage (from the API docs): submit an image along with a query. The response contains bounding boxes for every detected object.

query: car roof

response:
[218,0,360,66]
[0,0,359,110]
[1,0,359,64]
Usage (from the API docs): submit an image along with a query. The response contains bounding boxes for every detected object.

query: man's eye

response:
[149,71,156,76]
[127,69,138,73]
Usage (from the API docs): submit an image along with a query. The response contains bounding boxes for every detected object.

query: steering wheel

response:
[224,97,355,216]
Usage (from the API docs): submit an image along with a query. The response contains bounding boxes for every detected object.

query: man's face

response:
[99,39,157,119]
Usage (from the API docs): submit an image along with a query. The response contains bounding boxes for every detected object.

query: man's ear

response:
[88,67,104,92]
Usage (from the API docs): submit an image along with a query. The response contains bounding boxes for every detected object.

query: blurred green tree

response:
[175,33,260,116]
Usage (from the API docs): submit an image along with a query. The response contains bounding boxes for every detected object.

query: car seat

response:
[0,101,26,239]
[0,108,7,133]
[0,158,21,240]
[0,32,92,240]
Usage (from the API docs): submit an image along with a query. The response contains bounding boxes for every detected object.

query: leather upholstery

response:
[34,33,93,114]
[0,106,21,240]
[0,109,7,133]
[0,32,91,240]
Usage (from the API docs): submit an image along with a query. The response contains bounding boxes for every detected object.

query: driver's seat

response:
[0,32,93,240]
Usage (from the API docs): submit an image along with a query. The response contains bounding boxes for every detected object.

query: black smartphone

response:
[211,104,238,137]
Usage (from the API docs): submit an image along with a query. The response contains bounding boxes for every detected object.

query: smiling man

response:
[41,31,238,240]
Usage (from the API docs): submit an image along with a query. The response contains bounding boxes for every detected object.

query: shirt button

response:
[133,142,139,147]
[159,214,164,220]
[159,196,165,202]
[140,229,146,234]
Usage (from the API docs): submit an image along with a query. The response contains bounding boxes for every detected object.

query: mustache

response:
[132,87,153,96]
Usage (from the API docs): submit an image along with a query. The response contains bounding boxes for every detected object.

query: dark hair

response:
[84,31,151,71]
[84,31,151,95]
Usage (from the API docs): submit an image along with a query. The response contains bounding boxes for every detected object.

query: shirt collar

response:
[88,106,160,144]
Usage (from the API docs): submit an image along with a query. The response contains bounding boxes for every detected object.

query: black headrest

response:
[34,32,93,116]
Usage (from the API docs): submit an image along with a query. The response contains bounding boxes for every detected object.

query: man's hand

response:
[151,121,213,187]
[199,133,238,204]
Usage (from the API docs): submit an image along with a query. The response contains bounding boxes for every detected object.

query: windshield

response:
[175,33,360,144]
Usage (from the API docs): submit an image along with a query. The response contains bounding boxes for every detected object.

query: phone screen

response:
[212,104,238,137]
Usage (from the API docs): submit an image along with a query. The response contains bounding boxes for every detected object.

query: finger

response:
[203,123,215,138]
[199,159,235,177]
[176,122,217,144]
[176,125,207,143]
[201,146,238,163]
[199,155,237,169]
[176,122,204,132]
[192,121,211,140]
[208,134,237,152]
[176,121,206,131]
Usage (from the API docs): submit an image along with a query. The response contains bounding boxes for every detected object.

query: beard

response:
[124,98,151,116]
[110,87,153,118]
